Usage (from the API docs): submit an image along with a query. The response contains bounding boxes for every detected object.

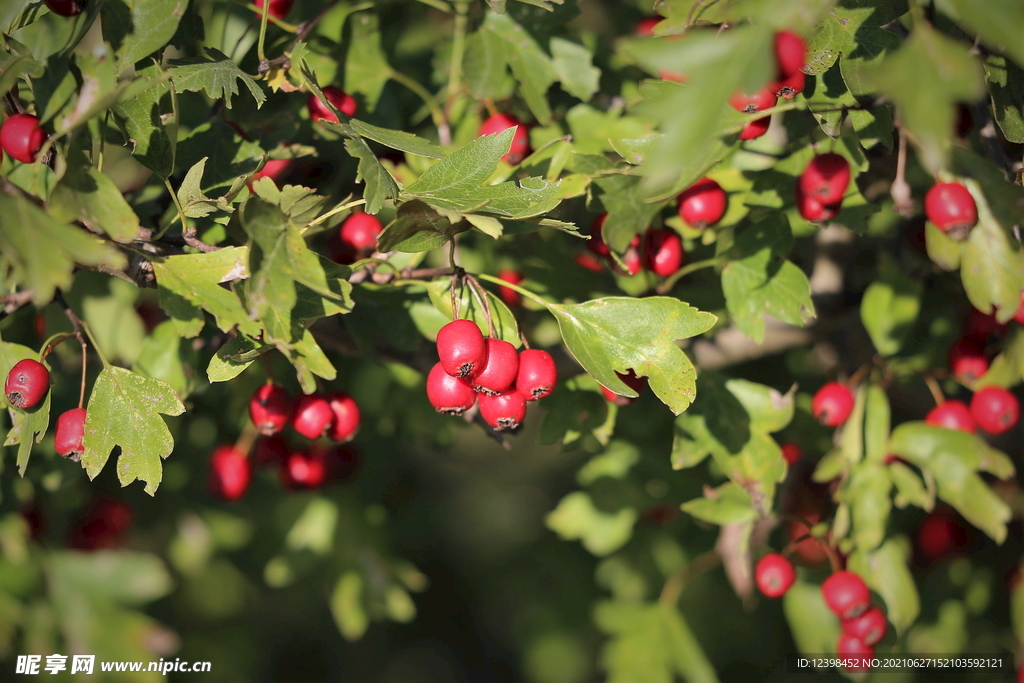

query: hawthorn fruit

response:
[5,359,50,409]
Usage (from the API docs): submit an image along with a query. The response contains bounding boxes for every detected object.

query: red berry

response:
[308,86,357,123]
[437,319,487,378]
[634,16,659,36]
[799,153,850,206]
[644,229,684,277]
[478,390,527,431]
[772,31,807,99]
[0,114,46,164]
[574,252,605,273]
[619,245,643,277]
[788,512,829,566]
[68,498,133,551]
[45,0,86,16]
[755,553,796,598]
[472,338,520,395]
[965,307,1010,340]
[209,445,251,502]
[916,511,970,562]
[739,115,772,141]
[338,213,382,253]
[925,400,975,433]
[326,392,360,442]
[255,0,293,20]
[249,158,292,189]
[55,408,87,460]
[249,383,293,435]
[516,349,557,401]
[599,370,647,406]
[426,362,477,415]
[970,386,1020,435]
[255,436,290,467]
[795,184,841,222]
[478,113,530,165]
[1014,291,1024,325]
[497,269,524,307]
[5,358,50,409]
[925,182,977,240]
[811,382,855,428]
[780,442,802,466]
[291,394,334,439]
[821,570,871,620]
[842,606,887,646]
[729,88,777,115]
[678,177,727,228]
[836,634,874,671]
[588,214,611,256]
[281,450,327,489]
[947,338,989,385]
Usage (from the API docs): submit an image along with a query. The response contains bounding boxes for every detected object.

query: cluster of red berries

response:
[925,181,977,241]
[5,359,88,460]
[426,319,556,431]
[824,571,888,669]
[795,153,851,223]
[947,300,1024,384]
[925,387,1020,435]
[208,384,362,501]
[728,31,807,140]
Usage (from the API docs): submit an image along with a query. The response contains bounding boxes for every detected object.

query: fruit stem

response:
[162,178,191,238]
[465,275,497,339]
[55,290,90,408]
[891,125,914,216]
[924,374,945,406]
[658,549,722,606]
[303,198,367,232]
[234,420,260,458]
[387,69,450,146]
[236,1,297,32]
[654,257,725,293]
[476,273,552,308]
[256,1,270,64]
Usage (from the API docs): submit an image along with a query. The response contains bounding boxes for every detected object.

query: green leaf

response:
[590,171,664,253]
[538,375,613,449]
[863,385,891,463]
[848,538,920,633]
[978,328,1024,389]
[567,104,653,157]
[331,572,368,641]
[846,461,891,552]
[176,157,235,218]
[481,12,558,123]
[890,461,934,511]
[376,201,468,254]
[889,422,1014,543]
[151,247,257,338]
[860,256,923,356]
[112,63,174,178]
[132,320,196,399]
[984,55,1024,143]
[550,37,600,102]
[546,491,636,556]
[206,334,270,383]
[548,297,716,415]
[721,216,816,343]
[681,482,758,525]
[81,366,186,495]
[49,142,142,243]
[860,23,985,173]
[576,440,639,485]
[347,119,446,159]
[344,11,390,113]
[101,0,185,72]
[0,189,125,306]
[424,278,521,346]
[343,136,400,215]
[168,47,266,109]
[783,580,841,658]
[1,341,49,475]
[464,30,511,100]
[936,0,1024,69]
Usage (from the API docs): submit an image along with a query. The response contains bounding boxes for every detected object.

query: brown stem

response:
[260,0,344,73]
[0,290,34,320]
[234,421,260,458]
[465,275,497,339]
[54,290,89,408]
[659,549,722,606]
[924,374,945,406]
[847,361,873,388]
[182,226,223,253]
[891,124,914,217]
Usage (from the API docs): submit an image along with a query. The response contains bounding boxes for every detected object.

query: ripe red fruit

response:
[634,16,659,36]
[947,338,988,384]
[842,606,887,646]
[916,511,970,562]
[281,450,327,489]
[970,386,1020,435]
[0,114,46,164]
[497,269,524,307]
[1014,291,1024,325]
[799,153,850,206]
[249,383,292,435]
[588,214,611,256]
[255,0,293,20]
[68,498,133,551]
[426,362,477,414]
[755,553,796,598]
[478,390,527,431]
[574,252,605,273]
[788,512,829,566]
[619,245,643,277]
[437,319,487,378]
[924,182,977,240]
[644,229,684,277]
[821,570,871,620]
[478,113,530,165]
[254,436,290,467]
[780,442,802,466]
[836,634,873,671]
[326,392,360,442]
[249,158,292,189]
[925,400,975,433]
[291,394,334,439]
[965,307,1010,340]
[5,358,50,409]
[516,349,557,401]
[772,31,807,99]
[811,382,855,428]
[599,370,647,406]
[209,445,251,502]
[678,177,727,228]
[55,408,87,460]
[739,115,772,141]
[730,88,776,141]
[795,185,841,223]
[338,213,382,253]
[45,0,86,16]
[472,338,520,394]
[308,86,357,123]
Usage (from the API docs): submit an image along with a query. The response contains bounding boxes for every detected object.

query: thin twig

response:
[891,124,914,216]
[465,276,496,338]
[924,374,945,406]
[659,550,722,606]
[54,290,89,408]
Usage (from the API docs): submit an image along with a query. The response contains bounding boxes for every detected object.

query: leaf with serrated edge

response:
[49,141,141,242]
[548,297,715,414]
[151,248,257,338]
[102,0,185,72]
[207,335,270,383]
[343,136,399,215]
[168,48,266,109]
[82,366,186,495]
